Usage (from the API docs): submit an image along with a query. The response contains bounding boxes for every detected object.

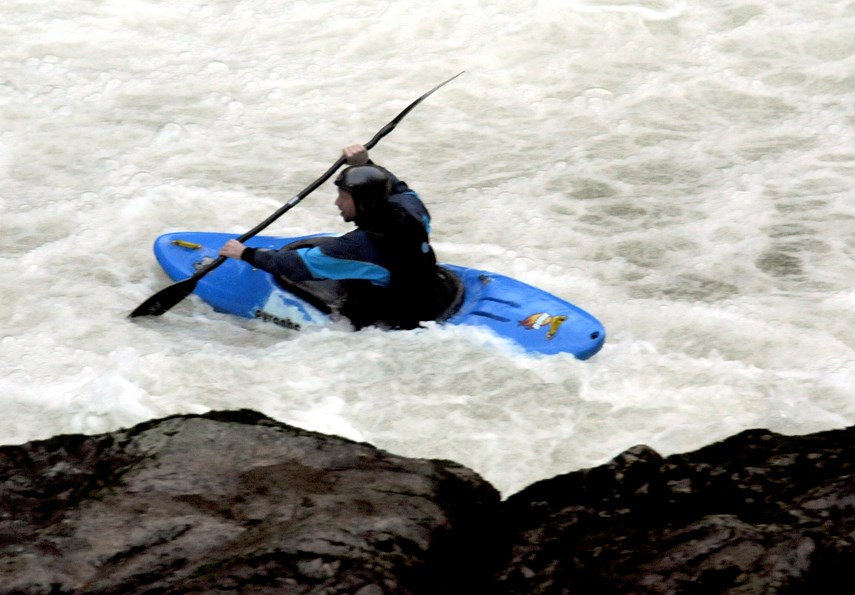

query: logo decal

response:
[255,309,301,330]
[519,312,568,341]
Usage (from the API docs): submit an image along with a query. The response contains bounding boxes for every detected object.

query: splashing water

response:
[2,0,854,496]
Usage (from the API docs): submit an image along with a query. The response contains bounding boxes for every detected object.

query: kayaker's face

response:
[336,188,357,222]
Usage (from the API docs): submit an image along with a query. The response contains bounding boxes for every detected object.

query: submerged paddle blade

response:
[128,277,198,318]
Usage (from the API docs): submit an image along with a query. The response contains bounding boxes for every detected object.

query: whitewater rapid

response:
[2,0,853,496]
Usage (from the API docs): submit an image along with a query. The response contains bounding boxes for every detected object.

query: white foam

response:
[1,0,854,496]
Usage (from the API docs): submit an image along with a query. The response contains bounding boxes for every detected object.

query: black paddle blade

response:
[128,277,198,318]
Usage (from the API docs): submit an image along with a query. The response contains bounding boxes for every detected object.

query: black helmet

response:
[334,165,391,214]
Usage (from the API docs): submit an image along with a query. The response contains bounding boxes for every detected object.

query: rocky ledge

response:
[1,410,853,594]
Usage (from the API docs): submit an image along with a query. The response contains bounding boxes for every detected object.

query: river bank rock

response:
[0,410,500,594]
[496,427,855,594]
[2,410,854,594]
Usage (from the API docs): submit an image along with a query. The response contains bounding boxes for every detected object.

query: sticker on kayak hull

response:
[519,312,568,341]
[257,292,329,329]
[255,309,301,330]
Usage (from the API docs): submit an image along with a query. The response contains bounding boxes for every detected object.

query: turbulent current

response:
[2,0,854,496]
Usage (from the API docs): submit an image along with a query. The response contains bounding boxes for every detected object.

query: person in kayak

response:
[219,144,460,330]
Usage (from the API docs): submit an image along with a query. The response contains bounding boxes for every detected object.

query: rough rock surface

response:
[0,410,500,594]
[497,428,855,594]
[2,410,855,594]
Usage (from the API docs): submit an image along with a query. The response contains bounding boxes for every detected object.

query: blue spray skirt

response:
[153,232,606,359]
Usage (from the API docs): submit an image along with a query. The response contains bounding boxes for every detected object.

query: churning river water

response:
[2,0,854,496]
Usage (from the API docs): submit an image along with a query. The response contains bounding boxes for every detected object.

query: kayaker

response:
[219,144,460,330]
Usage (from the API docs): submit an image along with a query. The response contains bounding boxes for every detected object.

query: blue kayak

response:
[153,232,605,359]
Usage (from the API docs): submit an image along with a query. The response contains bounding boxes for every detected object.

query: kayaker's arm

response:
[221,237,389,286]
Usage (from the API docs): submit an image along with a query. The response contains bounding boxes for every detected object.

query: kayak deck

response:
[153,232,605,359]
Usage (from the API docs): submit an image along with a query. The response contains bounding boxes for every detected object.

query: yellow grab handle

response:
[171,239,204,250]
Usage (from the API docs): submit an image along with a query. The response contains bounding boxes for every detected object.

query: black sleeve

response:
[241,247,258,267]
[241,247,314,283]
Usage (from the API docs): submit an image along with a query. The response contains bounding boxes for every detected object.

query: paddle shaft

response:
[185,155,348,283]
[129,72,463,318]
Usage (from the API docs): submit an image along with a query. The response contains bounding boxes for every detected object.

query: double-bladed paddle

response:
[129,72,463,318]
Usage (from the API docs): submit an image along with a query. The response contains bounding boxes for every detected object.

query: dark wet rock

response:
[2,411,854,594]
[0,410,500,594]
[497,428,855,594]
